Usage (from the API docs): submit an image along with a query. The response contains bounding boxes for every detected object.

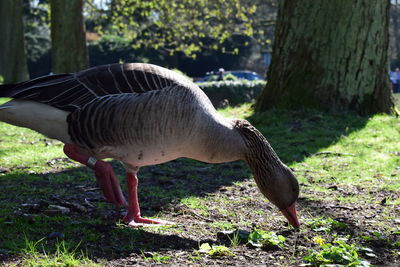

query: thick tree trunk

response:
[50,0,88,73]
[0,0,29,83]
[256,0,394,115]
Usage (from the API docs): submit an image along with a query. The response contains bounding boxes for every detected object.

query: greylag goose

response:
[0,63,300,228]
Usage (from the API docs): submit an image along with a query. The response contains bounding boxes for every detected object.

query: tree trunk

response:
[50,0,88,73]
[256,0,394,115]
[391,1,400,65]
[0,0,29,83]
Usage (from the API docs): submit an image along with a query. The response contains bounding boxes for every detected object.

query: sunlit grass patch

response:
[283,113,400,192]
[180,196,209,216]
[304,235,372,266]
[217,102,254,119]
[20,238,98,267]
[142,251,172,264]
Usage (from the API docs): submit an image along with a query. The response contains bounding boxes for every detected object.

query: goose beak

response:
[280,202,300,228]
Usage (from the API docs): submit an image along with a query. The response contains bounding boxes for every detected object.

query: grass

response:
[20,238,98,267]
[0,96,400,266]
[142,251,172,264]
[304,235,371,266]
[247,229,286,249]
[198,243,236,257]
[306,216,347,233]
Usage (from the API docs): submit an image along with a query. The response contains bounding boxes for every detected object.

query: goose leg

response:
[124,171,174,227]
[63,144,128,208]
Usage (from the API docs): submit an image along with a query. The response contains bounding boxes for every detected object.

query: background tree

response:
[82,0,278,76]
[50,0,88,73]
[0,0,29,83]
[87,0,276,58]
[23,0,52,77]
[390,0,400,67]
[18,0,279,77]
[256,0,394,115]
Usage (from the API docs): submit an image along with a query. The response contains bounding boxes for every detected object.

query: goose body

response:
[67,89,245,166]
[0,63,300,228]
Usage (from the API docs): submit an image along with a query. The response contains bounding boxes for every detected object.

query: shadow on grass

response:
[246,108,370,165]
[0,159,250,262]
[0,108,375,263]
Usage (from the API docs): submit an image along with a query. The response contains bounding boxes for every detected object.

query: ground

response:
[0,98,399,266]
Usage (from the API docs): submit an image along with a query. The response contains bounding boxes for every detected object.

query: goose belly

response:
[99,142,188,167]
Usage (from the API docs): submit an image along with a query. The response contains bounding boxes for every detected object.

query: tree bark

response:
[256,0,394,115]
[390,1,400,65]
[0,0,29,83]
[50,0,88,73]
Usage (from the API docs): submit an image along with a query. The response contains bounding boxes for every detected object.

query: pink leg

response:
[124,171,174,227]
[63,144,127,208]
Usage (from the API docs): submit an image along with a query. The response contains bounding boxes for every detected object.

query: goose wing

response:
[0,63,191,112]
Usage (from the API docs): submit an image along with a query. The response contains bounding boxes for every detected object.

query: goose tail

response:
[0,102,13,109]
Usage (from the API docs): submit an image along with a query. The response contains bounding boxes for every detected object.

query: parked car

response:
[196,70,264,83]
[228,71,264,81]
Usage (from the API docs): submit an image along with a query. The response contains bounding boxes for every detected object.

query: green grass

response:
[300,114,399,188]
[304,235,371,266]
[248,109,400,196]
[20,238,98,267]
[198,243,235,257]
[142,251,172,264]
[217,102,254,119]
[1,98,400,266]
[247,229,286,249]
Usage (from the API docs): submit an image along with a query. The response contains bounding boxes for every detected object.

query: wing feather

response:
[1,63,190,112]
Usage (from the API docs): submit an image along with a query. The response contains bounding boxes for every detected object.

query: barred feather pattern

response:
[67,85,208,150]
[234,120,286,195]
[0,63,192,112]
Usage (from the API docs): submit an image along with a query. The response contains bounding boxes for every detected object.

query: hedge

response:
[198,80,266,107]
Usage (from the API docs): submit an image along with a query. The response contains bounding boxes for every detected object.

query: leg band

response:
[87,157,98,169]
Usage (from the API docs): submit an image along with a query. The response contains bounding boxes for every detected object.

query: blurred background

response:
[17,0,275,80]
[11,0,400,80]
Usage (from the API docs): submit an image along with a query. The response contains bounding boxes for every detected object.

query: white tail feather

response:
[0,100,71,143]
[0,103,13,109]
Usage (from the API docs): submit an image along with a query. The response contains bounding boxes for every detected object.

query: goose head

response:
[235,120,300,228]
